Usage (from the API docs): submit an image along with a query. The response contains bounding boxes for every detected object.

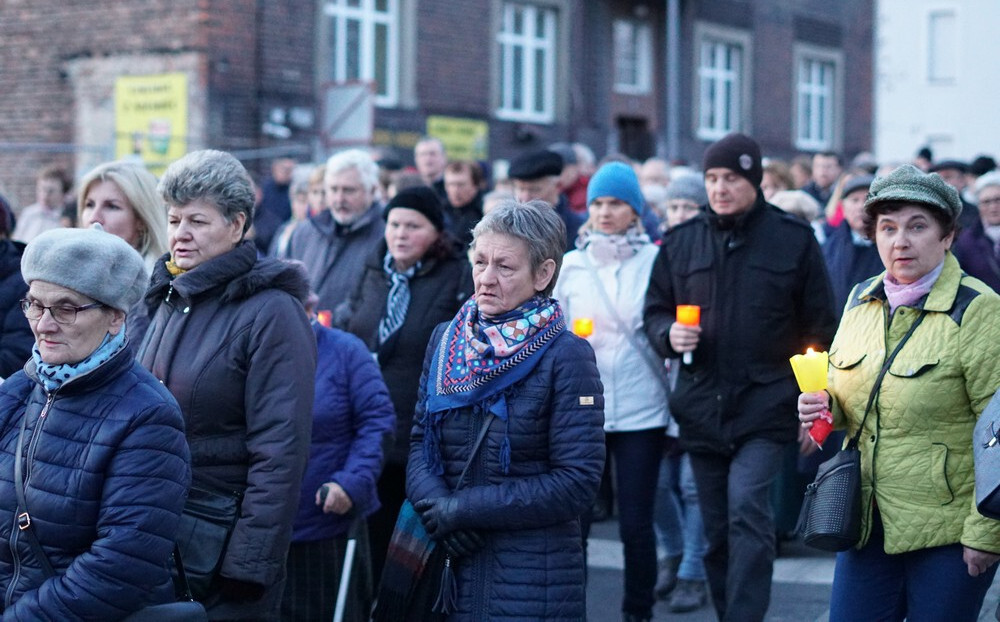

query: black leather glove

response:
[414,496,460,538]
[218,577,266,602]
[441,529,485,558]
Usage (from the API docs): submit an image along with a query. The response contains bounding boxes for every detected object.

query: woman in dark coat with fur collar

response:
[135,150,317,620]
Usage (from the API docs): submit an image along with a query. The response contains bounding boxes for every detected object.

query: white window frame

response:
[613,18,653,95]
[694,23,751,141]
[496,2,558,123]
[322,0,399,107]
[793,44,843,152]
[926,8,958,84]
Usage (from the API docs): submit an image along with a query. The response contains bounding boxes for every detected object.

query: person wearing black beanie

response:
[644,132,836,621]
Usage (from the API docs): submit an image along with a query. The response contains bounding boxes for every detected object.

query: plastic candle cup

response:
[789,348,833,447]
[676,305,701,365]
[572,317,594,338]
[316,310,333,328]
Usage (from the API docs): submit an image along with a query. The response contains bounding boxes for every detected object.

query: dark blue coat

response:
[407,326,605,621]
[0,346,190,621]
[291,323,395,542]
[952,219,1000,293]
[821,221,885,318]
[0,240,32,379]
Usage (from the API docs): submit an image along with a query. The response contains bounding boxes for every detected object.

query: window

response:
[694,25,750,140]
[793,46,842,151]
[613,19,652,95]
[496,2,558,123]
[322,0,398,107]
[927,9,957,83]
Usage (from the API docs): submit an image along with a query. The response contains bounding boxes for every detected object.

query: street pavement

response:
[586,518,1000,621]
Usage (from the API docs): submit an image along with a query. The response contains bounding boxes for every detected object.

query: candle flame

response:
[806,347,815,355]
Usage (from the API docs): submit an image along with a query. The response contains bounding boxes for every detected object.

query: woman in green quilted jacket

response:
[798,164,1000,622]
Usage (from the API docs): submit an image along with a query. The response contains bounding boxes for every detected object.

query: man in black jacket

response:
[644,133,836,622]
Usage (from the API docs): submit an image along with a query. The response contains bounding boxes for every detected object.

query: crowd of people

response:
[0,132,998,622]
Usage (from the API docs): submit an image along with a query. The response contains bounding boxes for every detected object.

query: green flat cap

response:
[864,164,962,222]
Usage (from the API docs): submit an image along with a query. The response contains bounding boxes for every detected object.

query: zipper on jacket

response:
[5,393,56,608]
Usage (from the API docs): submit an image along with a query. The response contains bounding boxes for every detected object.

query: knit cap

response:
[664,173,708,206]
[22,226,147,312]
[864,164,962,223]
[587,162,644,215]
[702,133,763,187]
[384,186,445,231]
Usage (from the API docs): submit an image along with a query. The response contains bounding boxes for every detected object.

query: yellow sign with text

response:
[115,73,188,174]
[427,116,488,161]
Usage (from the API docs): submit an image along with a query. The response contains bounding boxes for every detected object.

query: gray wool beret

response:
[664,173,708,206]
[22,227,148,312]
[864,164,962,223]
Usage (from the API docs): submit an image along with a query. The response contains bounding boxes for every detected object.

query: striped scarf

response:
[378,251,419,345]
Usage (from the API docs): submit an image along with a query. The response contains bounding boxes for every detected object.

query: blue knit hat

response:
[587,162,644,215]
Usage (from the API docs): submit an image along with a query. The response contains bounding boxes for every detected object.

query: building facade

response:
[0,0,873,207]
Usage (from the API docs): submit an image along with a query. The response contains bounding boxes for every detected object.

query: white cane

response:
[332,535,356,622]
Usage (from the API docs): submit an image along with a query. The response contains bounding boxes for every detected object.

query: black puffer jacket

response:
[0,346,190,620]
[0,240,32,378]
[644,195,837,454]
[135,241,317,618]
[339,242,473,465]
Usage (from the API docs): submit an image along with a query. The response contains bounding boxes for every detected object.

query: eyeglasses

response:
[20,299,105,324]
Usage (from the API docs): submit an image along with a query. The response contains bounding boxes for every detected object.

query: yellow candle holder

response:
[789,348,829,393]
[572,317,594,338]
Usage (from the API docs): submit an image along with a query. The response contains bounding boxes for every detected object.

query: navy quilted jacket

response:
[407,325,605,621]
[0,346,191,621]
[291,323,395,541]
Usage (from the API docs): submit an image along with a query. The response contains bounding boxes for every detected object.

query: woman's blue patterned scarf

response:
[31,329,126,393]
[423,295,566,474]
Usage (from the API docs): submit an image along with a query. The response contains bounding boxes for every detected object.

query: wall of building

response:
[874,0,1000,163]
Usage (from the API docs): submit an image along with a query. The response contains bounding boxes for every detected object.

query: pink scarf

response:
[883,260,944,314]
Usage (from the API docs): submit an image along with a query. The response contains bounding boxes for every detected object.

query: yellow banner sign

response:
[427,115,488,161]
[115,73,188,174]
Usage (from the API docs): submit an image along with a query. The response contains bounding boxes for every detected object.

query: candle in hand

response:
[789,348,833,447]
[316,310,333,328]
[572,317,594,338]
[676,305,701,365]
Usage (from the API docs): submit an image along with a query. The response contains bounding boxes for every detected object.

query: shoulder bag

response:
[798,310,926,552]
[13,412,207,621]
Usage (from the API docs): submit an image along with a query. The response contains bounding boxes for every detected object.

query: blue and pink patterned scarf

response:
[422,295,566,474]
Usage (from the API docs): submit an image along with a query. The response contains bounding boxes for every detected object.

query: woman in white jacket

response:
[553,161,669,622]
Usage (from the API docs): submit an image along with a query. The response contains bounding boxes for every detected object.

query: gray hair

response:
[158,149,255,233]
[471,199,566,296]
[326,149,379,193]
[976,171,1000,196]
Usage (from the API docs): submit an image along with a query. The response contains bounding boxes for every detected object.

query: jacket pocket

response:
[829,348,866,370]
[747,259,798,315]
[887,356,939,379]
[930,442,955,505]
[675,254,714,309]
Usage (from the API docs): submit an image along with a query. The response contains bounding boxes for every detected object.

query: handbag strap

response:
[14,406,196,600]
[580,251,671,393]
[453,413,495,493]
[847,309,927,449]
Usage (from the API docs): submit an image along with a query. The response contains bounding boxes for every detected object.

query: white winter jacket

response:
[554,243,670,432]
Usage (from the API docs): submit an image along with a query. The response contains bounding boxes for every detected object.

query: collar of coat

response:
[145,241,310,306]
[853,252,963,314]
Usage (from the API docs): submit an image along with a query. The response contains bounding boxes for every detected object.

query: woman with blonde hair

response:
[77,161,168,273]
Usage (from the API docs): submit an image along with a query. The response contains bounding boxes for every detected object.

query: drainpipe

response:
[665,0,681,160]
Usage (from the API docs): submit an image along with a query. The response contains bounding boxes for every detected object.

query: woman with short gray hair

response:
[375,200,605,620]
[953,170,1000,291]
[135,149,318,619]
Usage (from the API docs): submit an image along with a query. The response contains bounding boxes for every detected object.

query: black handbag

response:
[13,414,207,621]
[173,472,244,599]
[799,310,926,552]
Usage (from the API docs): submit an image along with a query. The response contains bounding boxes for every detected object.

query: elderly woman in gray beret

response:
[134,149,317,619]
[0,227,191,619]
[952,170,1000,292]
[798,165,1000,621]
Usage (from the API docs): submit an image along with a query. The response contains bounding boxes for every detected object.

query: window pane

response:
[512,5,523,34]
[512,46,523,110]
[346,0,360,7]
[346,19,360,80]
[375,23,388,96]
[375,0,388,11]
[534,48,545,112]
[535,8,547,38]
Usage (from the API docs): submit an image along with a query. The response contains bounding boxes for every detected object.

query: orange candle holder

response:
[316,310,333,328]
[572,317,594,338]
[676,305,700,364]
